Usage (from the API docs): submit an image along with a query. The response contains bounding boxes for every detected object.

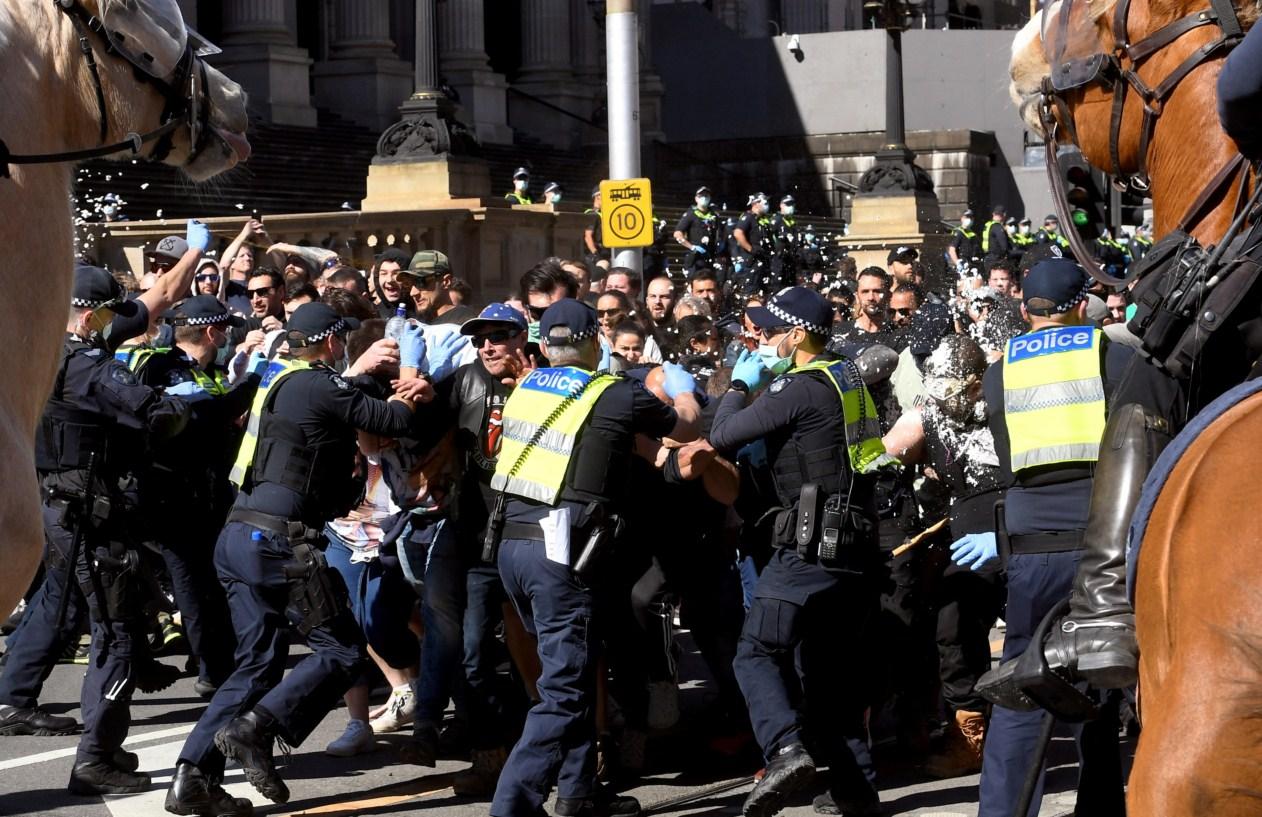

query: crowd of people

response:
[0,206,1139,817]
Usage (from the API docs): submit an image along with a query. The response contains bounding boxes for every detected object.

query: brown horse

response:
[0,1,248,618]
[1009,0,1262,811]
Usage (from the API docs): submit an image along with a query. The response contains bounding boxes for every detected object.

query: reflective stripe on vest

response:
[981,220,1000,252]
[507,192,532,205]
[124,347,229,395]
[790,359,888,474]
[489,367,619,505]
[1002,326,1106,473]
[228,358,312,488]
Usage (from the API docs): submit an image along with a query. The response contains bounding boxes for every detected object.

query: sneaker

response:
[452,746,508,798]
[646,680,680,730]
[0,704,79,736]
[326,719,376,757]
[68,760,151,795]
[368,685,415,734]
[157,619,188,657]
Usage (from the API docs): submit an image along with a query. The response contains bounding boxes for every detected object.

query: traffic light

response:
[1058,149,1106,239]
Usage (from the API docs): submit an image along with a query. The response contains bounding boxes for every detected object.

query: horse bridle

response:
[1036,0,1247,283]
[0,0,213,179]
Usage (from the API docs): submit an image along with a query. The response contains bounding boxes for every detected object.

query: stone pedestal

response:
[362,158,492,210]
[844,191,949,274]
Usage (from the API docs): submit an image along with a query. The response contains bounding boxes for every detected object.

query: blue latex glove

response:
[165,379,213,403]
[949,532,999,571]
[185,219,210,253]
[661,362,697,400]
[731,348,769,392]
[425,331,469,382]
[693,244,707,255]
[398,322,427,370]
[246,351,269,378]
[598,342,612,372]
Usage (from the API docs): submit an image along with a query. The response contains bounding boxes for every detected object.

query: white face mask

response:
[697,197,710,209]
[783,206,795,216]
[514,179,528,192]
[961,218,974,230]
[1019,225,1031,235]
[548,192,562,204]
[1005,225,1015,235]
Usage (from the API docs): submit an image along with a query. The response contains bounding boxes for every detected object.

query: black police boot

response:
[113,748,140,772]
[978,404,1171,709]
[742,742,816,817]
[213,710,289,804]
[68,760,152,795]
[135,659,183,694]
[399,722,439,767]
[0,704,80,736]
[812,791,884,816]
[193,678,220,700]
[555,785,643,817]
[165,761,255,816]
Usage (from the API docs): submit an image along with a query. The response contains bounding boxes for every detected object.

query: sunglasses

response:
[596,308,626,318]
[196,274,220,283]
[756,325,793,340]
[248,286,276,297]
[473,330,520,347]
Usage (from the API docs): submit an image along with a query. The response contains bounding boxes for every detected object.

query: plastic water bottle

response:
[385,304,407,342]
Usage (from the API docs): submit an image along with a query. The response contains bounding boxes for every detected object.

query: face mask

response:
[514,179,528,192]
[1019,225,1031,235]
[1005,225,1015,235]
[783,206,795,216]
[697,197,710,208]
[528,321,541,344]
[548,193,562,204]
[211,327,228,350]
[757,333,795,375]
[961,218,974,229]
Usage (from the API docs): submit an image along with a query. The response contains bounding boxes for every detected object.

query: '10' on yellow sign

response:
[599,178,653,248]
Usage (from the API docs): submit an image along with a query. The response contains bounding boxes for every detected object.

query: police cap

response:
[513,167,530,180]
[539,298,600,343]
[745,286,833,336]
[695,186,712,197]
[781,194,796,206]
[285,302,360,348]
[1023,258,1090,315]
[165,294,245,328]
[543,182,562,195]
[72,264,135,313]
[1044,214,1060,224]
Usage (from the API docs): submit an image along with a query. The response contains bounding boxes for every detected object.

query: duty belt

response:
[1008,530,1085,554]
[227,507,319,542]
[501,521,553,542]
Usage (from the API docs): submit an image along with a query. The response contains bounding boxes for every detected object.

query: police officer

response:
[544,182,564,206]
[673,186,720,275]
[1093,228,1131,279]
[1036,214,1070,249]
[167,303,427,813]
[506,167,533,204]
[975,259,1130,815]
[947,209,982,272]
[981,204,1011,265]
[1010,217,1037,258]
[487,300,702,817]
[584,186,611,271]
[769,195,802,291]
[733,193,772,294]
[1,265,191,795]
[130,296,265,698]
[1127,223,1153,263]
[708,287,888,817]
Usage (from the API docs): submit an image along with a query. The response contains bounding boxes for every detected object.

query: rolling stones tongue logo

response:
[485,408,503,459]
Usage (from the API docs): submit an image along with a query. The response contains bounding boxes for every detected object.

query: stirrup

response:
[978,600,1100,722]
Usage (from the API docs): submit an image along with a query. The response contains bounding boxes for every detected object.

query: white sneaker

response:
[369,685,415,734]
[326,718,376,757]
[646,680,680,730]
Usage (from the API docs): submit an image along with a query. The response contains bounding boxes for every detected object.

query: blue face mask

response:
[756,333,795,374]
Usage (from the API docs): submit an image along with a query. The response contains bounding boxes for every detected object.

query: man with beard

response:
[645,276,678,356]
[830,268,896,350]
[887,246,921,289]
[370,248,415,319]
[401,250,478,325]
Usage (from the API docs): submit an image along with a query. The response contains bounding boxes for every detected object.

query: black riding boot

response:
[978,403,1171,707]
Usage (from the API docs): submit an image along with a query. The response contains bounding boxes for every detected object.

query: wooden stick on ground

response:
[891,517,949,558]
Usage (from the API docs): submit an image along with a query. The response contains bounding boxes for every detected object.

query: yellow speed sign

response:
[599,178,653,248]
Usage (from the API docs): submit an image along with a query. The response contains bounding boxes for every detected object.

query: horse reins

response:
[0,0,212,179]
[1038,0,1250,283]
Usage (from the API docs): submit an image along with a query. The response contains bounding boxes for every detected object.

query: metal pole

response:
[606,0,642,273]
[885,25,906,150]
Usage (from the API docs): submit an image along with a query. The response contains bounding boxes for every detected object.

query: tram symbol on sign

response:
[599,178,653,248]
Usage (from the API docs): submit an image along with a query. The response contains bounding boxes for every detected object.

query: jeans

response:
[412,519,469,728]
[324,529,419,670]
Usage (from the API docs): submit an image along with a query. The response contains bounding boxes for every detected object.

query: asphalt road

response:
[0,631,1130,817]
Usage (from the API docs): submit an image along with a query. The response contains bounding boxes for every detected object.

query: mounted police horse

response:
[0,0,248,616]
[1008,0,1262,809]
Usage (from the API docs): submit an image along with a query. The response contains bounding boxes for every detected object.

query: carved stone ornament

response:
[858,153,936,196]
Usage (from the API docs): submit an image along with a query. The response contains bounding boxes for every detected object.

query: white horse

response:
[0,0,248,617]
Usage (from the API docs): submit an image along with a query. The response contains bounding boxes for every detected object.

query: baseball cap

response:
[745,286,833,335]
[164,294,245,328]
[285,302,361,347]
[1023,258,1090,315]
[460,303,528,336]
[887,246,919,264]
[72,264,133,313]
[539,299,600,343]
[147,235,189,262]
[404,250,451,278]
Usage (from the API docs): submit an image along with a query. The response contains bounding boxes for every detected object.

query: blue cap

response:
[539,298,600,343]
[745,286,834,336]
[460,302,528,336]
[1023,258,1090,315]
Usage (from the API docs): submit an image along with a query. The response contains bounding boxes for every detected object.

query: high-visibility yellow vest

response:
[1012,233,1036,247]
[505,191,532,205]
[228,358,312,488]
[981,220,1001,252]
[490,366,620,505]
[123,346,229,395]
[790,358,889,474]
[1002,326,1106,473]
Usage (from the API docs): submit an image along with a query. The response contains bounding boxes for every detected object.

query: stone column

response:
[509,0,586,148]
[314,0,415,131]
[438,0,514,144]
[211,0,316,126]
